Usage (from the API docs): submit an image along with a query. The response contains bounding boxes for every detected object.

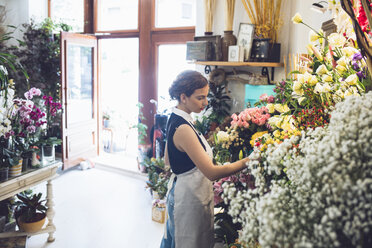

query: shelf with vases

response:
[194,61,284,84]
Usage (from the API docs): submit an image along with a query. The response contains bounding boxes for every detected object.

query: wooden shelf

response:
[194,61,284,84]
[194,61,284,67]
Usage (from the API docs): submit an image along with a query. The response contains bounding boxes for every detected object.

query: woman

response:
[160,70,249,248]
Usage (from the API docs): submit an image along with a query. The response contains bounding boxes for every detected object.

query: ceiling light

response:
[311,1,328,13]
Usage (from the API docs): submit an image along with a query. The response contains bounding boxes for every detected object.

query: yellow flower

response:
[316,64,328,75]
[322,74,333,82]
[336,65,346,73]
[293,80,302,91]
[292,13,303,24]
[309,30,319,42]
[345,74,358,85]
[151,157,156,163]
[239,150,243,160]
[337,56,348,67]
[306,44,314,55]
[273,130,281,138]
[309,75,318,86]
[9,79,14,86]
[274,104,290,113]
[250,131,268,147]
[342,47,359,57]
[298,96,306,105]
[266,103,275,113]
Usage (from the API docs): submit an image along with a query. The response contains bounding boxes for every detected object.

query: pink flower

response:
[267,95,275,103]
[259,93,268,101]
[27,125,36,133]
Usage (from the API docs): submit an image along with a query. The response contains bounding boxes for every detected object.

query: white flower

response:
[328,33,346,47]
[216,130,229,143]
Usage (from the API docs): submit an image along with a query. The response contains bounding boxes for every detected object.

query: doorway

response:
[98,38,140,172]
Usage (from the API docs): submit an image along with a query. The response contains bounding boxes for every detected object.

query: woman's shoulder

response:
[167,113,189,128]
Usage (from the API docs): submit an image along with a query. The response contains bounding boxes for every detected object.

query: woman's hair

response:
[169,70,208,101]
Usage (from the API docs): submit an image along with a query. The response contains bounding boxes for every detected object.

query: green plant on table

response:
[15,192,47,223]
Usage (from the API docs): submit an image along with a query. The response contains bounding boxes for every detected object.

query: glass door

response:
[61,32,98,170]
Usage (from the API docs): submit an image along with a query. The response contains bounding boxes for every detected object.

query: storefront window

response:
[51,0,84,32]
[157,44,194,113]
[97,0,138,31]
[155,0,196,28]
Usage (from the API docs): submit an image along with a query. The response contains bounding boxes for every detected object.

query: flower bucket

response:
[42,144,55,165]
[9,159,23,177]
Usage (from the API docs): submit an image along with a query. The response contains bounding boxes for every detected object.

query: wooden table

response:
[0,161,60,242]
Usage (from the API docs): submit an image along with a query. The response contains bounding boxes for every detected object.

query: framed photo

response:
[194,35,222,61]
[237,23,255,61]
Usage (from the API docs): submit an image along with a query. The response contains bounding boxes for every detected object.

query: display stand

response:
[0,161,60,242]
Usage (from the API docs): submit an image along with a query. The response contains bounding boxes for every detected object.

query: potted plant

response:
[37,94,62,164]
[15,192,47,233]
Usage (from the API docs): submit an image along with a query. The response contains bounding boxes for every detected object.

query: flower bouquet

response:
[212,106,271,163]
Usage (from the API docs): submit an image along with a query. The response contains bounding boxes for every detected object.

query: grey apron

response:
[167,109,214,248]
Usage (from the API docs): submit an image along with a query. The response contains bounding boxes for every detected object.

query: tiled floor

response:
[26,161,164,248]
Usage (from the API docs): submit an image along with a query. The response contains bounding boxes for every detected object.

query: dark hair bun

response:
[169,70,208,101]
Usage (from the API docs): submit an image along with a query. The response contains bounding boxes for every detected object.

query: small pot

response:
[0,167,9,181]
[17,213,46,233]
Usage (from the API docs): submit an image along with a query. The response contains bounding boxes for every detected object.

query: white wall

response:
[196,0,332,82]
[1,0,47,44]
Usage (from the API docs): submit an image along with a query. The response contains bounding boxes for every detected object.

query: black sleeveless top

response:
[166,113,206,175]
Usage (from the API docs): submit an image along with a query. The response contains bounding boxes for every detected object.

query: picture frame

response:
[194,35,222,61]
[237,23,255,61]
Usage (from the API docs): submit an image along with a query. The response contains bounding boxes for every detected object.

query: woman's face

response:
[182,85,209,114]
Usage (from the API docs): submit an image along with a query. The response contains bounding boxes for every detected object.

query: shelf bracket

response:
[204,65,217,74]
[261,67,275,84]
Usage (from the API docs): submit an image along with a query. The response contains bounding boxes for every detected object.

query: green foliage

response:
[214,205,241,245]
[15,192,47,223]
[206,81,231,125]
[3,18,71,100]
[134,102,148,145]
[142,157,170,199]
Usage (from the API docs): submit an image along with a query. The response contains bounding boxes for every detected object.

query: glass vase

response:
[42,144,55,165]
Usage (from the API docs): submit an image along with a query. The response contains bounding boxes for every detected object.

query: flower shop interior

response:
[1,0,371,247]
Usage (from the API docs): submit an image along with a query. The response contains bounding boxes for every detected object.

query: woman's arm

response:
[174,124,248,181]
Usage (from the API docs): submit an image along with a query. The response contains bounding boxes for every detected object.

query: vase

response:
[22,151,32,171]
[268,43,281,62]
[0,167,9,182]
[31,152,40,168]
[9,159,23,177]
[250,38,271,62]
[42,144,55,165]
[17,213,46,233]
[221,30,237,61]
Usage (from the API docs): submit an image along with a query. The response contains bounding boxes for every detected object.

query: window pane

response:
[158,44,194,113]
[98,0,138,31]
[51,0,84,32]
[155,0,196,28]
[67,44,93,123]
[100,38,139,155]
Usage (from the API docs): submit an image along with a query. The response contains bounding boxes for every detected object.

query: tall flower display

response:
[211,10,371,248]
